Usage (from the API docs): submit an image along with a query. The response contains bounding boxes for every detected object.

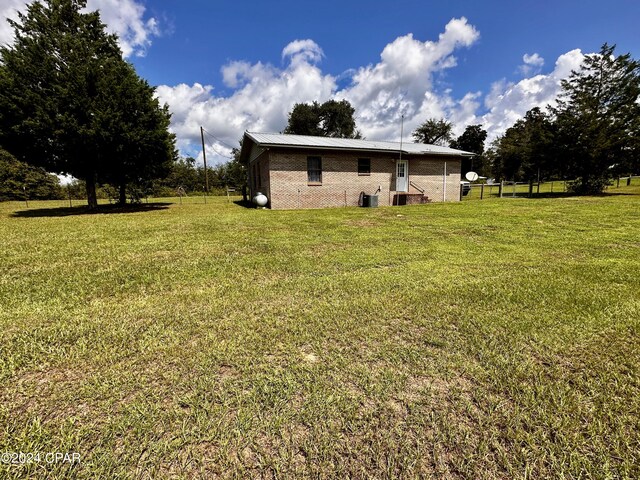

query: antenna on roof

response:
[399,114,404,162]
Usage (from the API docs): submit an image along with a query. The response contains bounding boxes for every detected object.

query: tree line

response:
[414,44,640,194]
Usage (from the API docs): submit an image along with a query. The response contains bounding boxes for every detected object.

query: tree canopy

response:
[0,0,176,208]
[491,108,558,181]
[412,118,453,146]
[552,43,640,193]
[450,124,488,176]
[487,44,640,192]
[284,100,362,138]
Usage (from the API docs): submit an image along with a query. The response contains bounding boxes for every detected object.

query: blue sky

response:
[2,0,639,163]
[137,0,639,99]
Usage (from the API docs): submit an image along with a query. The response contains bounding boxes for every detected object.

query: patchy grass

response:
[1,186,639,479]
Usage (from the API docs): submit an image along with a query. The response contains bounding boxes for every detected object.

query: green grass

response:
[1,186,639,479]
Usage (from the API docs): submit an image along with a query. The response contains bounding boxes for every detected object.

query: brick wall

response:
[269,149,392,209]
[250,148,462,209]
[406,157,462,202]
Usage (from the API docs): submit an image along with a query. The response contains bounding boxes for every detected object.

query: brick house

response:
[239,132,474,209]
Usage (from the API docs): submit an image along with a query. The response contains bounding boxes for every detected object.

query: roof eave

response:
[254,142,474,158]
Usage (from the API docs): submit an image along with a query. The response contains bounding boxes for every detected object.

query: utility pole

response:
[200,126,209,193]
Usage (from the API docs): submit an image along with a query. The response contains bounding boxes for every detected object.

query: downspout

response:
[443,161,447,201]
[398,115,404,198]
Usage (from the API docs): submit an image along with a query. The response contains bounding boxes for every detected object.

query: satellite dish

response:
[465,171,479,182]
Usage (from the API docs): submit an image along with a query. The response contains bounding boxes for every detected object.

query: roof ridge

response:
[247,131,410,145]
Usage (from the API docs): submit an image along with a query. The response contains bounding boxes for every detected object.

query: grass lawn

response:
[1,185,639,479]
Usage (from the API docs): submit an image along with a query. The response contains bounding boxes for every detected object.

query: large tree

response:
[0,0,176,208]
[284,100,362,138]
[95,60,176,204]
[412,118,454,146]
[553,43,640,193]
[450,124,488,176]
[491,108,558,182]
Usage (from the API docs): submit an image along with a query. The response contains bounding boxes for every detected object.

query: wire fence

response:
[8,190,245,210]
[462,176,640,201]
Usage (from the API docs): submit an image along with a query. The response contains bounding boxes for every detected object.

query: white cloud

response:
[523,53,544,67]
[156,19,587,163]
[481,49,584,139]
[337,17,480,140]
[281,39,324,65]
[0,0,26,46]
[155,39,336,164]
[221,61,278,89]
[87,0,160,57]
[0,0,160,57]
[518,52,545,76]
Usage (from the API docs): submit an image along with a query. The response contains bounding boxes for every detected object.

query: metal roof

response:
[244,132,475,157]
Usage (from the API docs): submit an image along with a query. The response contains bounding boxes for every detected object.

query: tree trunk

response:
[85,174,98,210]
[118,183,127,205]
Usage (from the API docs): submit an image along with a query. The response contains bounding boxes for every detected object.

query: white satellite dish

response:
[465,171,479,182]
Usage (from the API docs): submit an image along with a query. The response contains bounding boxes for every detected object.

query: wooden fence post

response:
[480,183,484,200]
[499,181,503,198]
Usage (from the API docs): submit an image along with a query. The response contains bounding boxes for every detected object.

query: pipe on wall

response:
[443,161,447,201]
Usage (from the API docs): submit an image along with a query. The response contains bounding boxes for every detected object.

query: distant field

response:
[1,185,639,478]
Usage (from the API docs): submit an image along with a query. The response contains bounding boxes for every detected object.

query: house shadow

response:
[11,202,172,218]
[526,191,638,199]
[233,199,255,209]
[526,192,575,199]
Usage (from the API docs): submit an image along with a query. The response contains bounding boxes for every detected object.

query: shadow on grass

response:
[11,202,172,218]
[233,199,255,209]
[531,191,638,199]
[465,190,638,202]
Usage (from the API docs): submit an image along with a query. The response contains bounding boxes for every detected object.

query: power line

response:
[199,127,233,159]
[201,127,236,150]
[206,144,233,159]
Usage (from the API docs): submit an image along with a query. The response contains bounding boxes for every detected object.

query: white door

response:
[396,160,408,192]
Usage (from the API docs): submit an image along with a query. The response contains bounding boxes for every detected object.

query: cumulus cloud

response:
[221,61,278,89]
[0,0,24,46]
[481,49,584,139]
[156,18,586,162]
[155,39,336,163]
[0,0,161,57]
[88,0,160,57]
[518,52,545,76]
[338,17,480,140]
[281,39,324,65]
